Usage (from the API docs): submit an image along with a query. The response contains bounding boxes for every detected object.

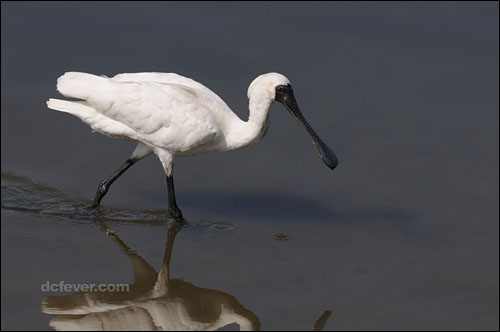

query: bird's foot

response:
[168,207,184,223]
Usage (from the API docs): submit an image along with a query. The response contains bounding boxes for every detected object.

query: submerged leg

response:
[157,150,184,223]
[90,143,152,208]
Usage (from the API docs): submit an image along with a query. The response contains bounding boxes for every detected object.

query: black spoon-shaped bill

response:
[276,85,338,169]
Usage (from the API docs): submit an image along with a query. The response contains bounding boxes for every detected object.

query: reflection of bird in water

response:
[42,223,261,331]
[2,172,332,330]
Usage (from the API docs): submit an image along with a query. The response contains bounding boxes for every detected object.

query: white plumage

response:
[47,72,287,163]
[47,71,337,221]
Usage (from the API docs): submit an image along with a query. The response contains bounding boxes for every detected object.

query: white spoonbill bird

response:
[47,72,338,222]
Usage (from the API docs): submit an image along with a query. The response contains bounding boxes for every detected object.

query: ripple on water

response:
[1,171,236,230]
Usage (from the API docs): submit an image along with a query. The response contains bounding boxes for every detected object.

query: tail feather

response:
[56,72,107,100]
[47,98,139,140]
[46,99,97,120]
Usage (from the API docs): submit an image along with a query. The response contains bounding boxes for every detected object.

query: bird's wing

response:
[112,72,234,117]
[85,80,219,153]
[113,72,209,90]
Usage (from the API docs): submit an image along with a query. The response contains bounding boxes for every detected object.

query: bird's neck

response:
[226,96,272,150]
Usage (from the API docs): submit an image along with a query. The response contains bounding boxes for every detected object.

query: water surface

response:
[1,2,499,330]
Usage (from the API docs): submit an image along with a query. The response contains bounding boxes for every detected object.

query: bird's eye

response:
[277,86,283,93]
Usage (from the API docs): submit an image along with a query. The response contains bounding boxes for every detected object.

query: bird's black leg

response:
[90,158,137,208]
[166,174,184,223]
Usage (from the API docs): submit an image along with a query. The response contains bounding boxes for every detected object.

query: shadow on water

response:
[183,191,415,223]
[2,170,416,231]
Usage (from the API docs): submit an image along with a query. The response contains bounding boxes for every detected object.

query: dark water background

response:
[1,2,499,330]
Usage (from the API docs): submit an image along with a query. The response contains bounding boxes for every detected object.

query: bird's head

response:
[247,73,290,100]
[248,72,338,170]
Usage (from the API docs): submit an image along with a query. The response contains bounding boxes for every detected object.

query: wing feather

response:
[85,80,219,153]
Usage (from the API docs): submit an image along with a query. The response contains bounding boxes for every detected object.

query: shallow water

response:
[1,2,499,330]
